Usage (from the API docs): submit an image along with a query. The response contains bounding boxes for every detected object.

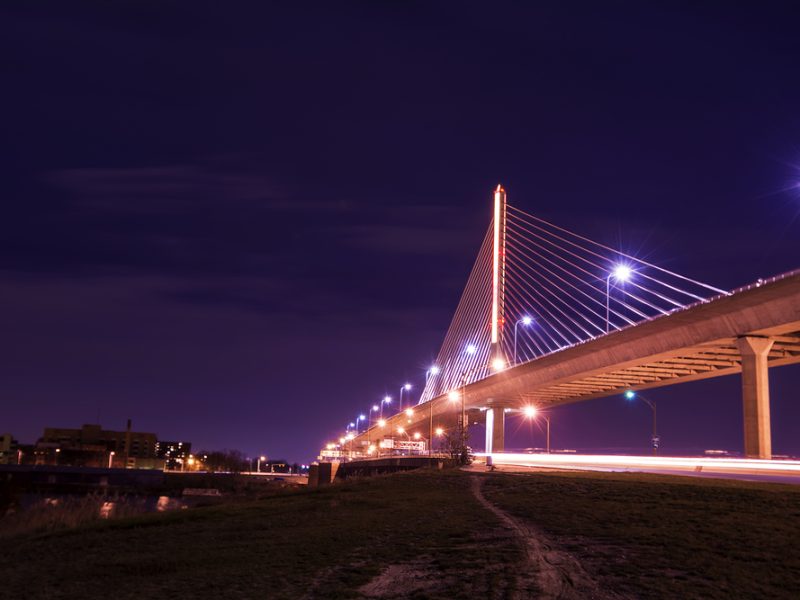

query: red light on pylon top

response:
[496,184,505,193]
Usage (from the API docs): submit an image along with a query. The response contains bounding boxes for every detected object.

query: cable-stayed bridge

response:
[334,186,800,460]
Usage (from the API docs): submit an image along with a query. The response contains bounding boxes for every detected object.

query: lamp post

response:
[108,450,115,469]
[625,390,658,455]
[422,366,439,403]
[379,395,392,419]
[513,315,533,365]
[523,406,551,453]
[257,455,266,473]
[399,383,412,412]
[606,265,632,332]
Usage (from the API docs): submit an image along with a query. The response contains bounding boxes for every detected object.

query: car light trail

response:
[478,453,800,474]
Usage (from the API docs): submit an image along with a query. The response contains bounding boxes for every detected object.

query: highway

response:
[479,453,800,484]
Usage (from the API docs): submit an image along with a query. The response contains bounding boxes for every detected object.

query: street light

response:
[607,264,632,332]
[513,316,533,365]
[257,455,266,473]
[108,450,115,469]
[523,406,551,453]
[625,390,658,455]
[357,414,366,433]
[380,395,392,419]
[399,383,412,411]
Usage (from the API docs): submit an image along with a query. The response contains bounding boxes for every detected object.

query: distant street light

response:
[513,316,533,365]
[108,450,115,469]
[625,390,658,455]
[399,383,412,411]
[607,265,632,332]
[257,455,266,473]
[523,406,551,453]
[423,366,440,403]
[380,395,392,419]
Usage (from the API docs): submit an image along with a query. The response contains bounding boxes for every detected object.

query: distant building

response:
[0,433,17,464]
[37,422,160,468]
[156,441,192,470]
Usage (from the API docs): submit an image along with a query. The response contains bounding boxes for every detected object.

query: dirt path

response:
[470,475,624,600]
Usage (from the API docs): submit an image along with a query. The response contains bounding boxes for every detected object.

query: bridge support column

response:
[737,336,774,459]
[485,408,505,453]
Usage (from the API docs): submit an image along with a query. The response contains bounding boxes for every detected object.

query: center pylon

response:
[491,184,508,365]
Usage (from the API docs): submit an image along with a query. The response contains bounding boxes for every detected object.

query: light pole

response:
[523,406,551,453]
[423,366,439,402]
[379,395,392,420]
[606,265,632,332]
[257,455,266,472]
[356,414,366,433]
[54,448,61,466]
[513,315,533,365]
[108,450,115,469]
[625,390,658,455]
[399,383,412,411]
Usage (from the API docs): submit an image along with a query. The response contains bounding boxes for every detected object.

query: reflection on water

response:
[2,491,222,536]
[12,493,195,521]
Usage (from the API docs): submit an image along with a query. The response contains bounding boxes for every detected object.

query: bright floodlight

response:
[435,427,444,436]
[491,357,506,371]
[339,437,346,444]
[405,408,414,417]
[372,404,379,411]
[523,406,537,418]
[349,422,355,427]
[404,383,412,390]
[625,390,636,400]
[613,264,632,282]
[378,419,386,427]
[383,395,392,403]
[397,427,405,434]
[413,432,421,440]
[326,443,335,450]
[448,390,460,401]
[345,433,354,440]
[429,365,440,375]
[522,315,533,325]
[359,414,366,421]
[466,344,478,355]
[260,455,266,461]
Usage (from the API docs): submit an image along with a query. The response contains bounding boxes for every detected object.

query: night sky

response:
[2,2,799,463]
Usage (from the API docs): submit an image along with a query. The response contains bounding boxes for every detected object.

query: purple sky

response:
[2,2,799,463]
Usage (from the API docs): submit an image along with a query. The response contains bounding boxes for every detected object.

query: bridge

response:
[326,186,800,461]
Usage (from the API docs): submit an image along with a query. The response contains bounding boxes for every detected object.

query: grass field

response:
[2,469,799,599]
[482,471,800,599]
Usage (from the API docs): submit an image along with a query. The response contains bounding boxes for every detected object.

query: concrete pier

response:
[485,408,505,453]
[737,336,774,459]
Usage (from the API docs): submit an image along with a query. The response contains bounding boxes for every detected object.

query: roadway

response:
[479,452,800,485]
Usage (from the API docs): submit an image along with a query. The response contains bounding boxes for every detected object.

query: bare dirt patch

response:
[470,475,626,600]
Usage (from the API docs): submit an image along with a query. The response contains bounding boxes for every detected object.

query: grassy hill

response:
[2,469,798,599]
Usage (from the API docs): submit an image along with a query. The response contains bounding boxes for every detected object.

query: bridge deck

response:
[350,271,800,448]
